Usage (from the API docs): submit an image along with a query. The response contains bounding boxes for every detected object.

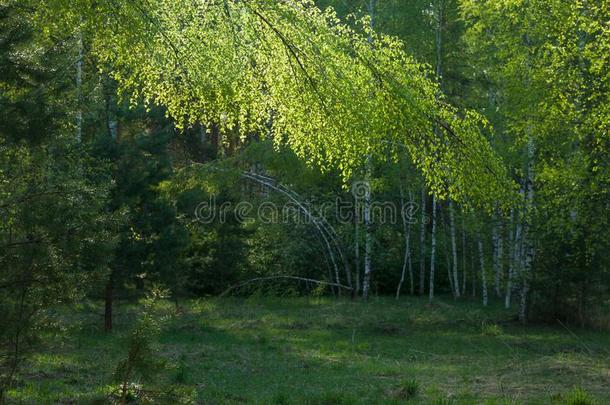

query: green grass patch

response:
[7,296,610,404]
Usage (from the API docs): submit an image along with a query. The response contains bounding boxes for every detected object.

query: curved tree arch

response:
[241,170,352,293]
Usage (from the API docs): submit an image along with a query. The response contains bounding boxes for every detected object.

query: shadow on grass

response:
[7,295,610,404]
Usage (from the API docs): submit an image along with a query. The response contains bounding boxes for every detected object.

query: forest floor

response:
[7,296,610,404]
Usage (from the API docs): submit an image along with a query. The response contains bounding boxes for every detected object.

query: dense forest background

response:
[1,0,609,401]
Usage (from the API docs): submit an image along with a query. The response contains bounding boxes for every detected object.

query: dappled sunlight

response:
[6,297,610,402]
[1,0,609,402]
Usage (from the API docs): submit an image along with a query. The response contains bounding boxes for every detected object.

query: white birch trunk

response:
[519,136,535,322]
[362,179,372,300]
[518,33,536,322]
[427,0,443,304]
[471,240,477,298]
[428,196,437,303]
[478,234,488,307]
[354,202,361,296]
[396,187,413,299]
[492,212,504,298]
[461,215,467,296]
[449,201,460,298]
[104,76,118,141]
[491,212,499,296]
[362,0,376,301]
[504,209,521,309]
[419,187,426,295]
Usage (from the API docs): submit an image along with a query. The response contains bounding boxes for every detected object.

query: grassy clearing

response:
[7,296,610,404]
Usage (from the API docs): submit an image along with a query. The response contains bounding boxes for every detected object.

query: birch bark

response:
[478,234,488,306]
[428,0,444,304]
[419,187,426,296]
[461,216,467,296]
[396,187,413,299]
[519,136,535,322]
[505,209,519,308]
[449,201,460,298]
[362,0,377,301]
[429,196,437,303]
[362,180,372,300]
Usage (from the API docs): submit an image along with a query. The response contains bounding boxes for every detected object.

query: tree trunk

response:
[369,0,377,30]
[491,212,499,296]
[519,135,535,322]
[408,239,414,295]
[518,33,536,323]
[428,0,443,304]
[461,215,467,296]
[362,0,376,301]
[354,203,360,296]
[362,179,373,300]
[419,187,427,296]
[104,274,113,332]
[492,212,504,298]
[505,209,517,309]
[497,221,504,296]
[396,187,413,299]
[472,236,477,298]
[449,201,460,298]
[104,76,119,141]
[429,196,437,303]
[445,236,455,298]
[478,234,488,307]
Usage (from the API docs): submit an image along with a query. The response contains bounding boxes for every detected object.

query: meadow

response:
[7,296,609,404]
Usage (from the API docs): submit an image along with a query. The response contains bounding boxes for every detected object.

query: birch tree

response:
[461,215,467,296]
[361,0,377,301]
[419,188,427,296]
[449,201,460,298]
[428,196,437,303]
[505,209,518,309]
[427,0,444,303]
[492,211,504,297]
[396,187,414,299]
[478,232,488,307]
[362,180,373,300]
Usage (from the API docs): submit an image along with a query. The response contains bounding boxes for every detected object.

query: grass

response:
[6,295,610,404]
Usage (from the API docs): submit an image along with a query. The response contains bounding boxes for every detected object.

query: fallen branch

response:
[220,276,352,297]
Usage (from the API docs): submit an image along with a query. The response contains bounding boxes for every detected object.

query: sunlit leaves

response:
[40,0,513,208]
